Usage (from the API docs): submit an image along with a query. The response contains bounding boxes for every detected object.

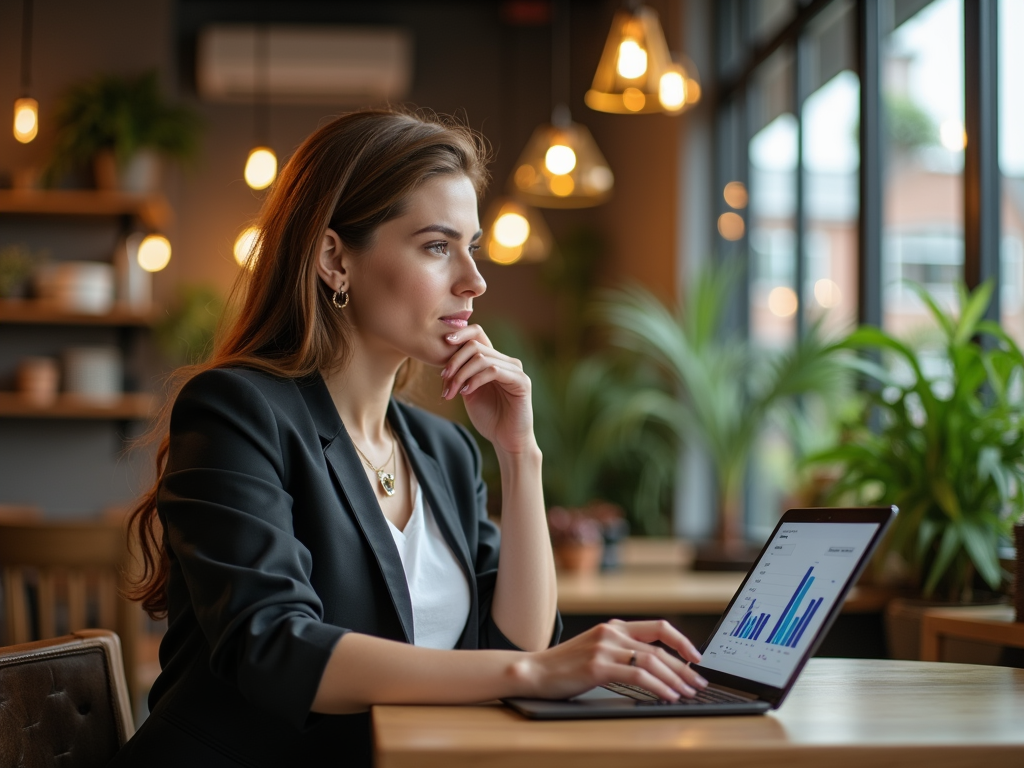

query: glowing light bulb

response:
[616,39,648,79]
[13,98,38,143]
[814,279,841,308]
[939,119,966,151]
[659,70,686,111]
[137,234,172,272]
[723,181,748,209]
[768,286,798,317]
[234,226,260,267]
[493,212,530,248]
[717,212,745,241]
[544,144,577,176]
[244,147,277,190]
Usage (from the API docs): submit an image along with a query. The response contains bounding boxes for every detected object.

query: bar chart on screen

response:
[701,522,879,687]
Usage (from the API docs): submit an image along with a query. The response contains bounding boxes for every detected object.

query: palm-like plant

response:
[596,267,845,552]
[484,322,677,534]
[807,282,1024,601]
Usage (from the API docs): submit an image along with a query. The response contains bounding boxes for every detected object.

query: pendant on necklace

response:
[377,471,396,497]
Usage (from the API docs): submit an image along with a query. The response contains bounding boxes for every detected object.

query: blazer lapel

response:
[387,402,475,586]
[299,374,415,645]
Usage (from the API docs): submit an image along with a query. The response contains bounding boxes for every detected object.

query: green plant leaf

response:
[923,525,961,597]
[959,520,1001,590]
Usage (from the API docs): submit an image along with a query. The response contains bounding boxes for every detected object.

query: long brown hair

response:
[126,109,490,619]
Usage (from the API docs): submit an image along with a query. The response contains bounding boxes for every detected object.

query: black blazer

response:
[110,368,561,768]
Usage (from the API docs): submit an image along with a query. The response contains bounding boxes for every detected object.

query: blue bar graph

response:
[767,567,817,647]
[731,600,756,637]
[752,613,770,640]
[789,597,823,648]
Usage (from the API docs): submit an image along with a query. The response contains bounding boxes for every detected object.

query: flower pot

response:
[554,541,604,574]
[93,149,161,193]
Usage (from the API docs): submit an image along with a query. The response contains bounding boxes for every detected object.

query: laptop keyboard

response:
[602,681,752,706]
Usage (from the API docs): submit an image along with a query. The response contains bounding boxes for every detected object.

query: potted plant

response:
[596,265,845,568]
[547,506,606,574]
[45,70,201,192]
[805,282,1024,654]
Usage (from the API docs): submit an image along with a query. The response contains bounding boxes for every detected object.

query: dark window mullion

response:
[857,0,883,328]
[963,0,1000,321]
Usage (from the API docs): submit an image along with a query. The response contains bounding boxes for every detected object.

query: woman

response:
[112,109,707,767]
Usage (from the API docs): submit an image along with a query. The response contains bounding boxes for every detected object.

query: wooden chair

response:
[0,522,139,703]
[0,629,134,767]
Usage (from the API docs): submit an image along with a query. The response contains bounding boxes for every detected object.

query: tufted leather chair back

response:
[0,630,134,768]
[0,522,138,701]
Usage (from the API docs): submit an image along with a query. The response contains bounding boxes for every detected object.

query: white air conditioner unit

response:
[196,24,413,105]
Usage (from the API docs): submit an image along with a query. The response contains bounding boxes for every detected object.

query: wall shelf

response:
[0,190,171,230]
[0,392,155,420]
[0,300,156,327]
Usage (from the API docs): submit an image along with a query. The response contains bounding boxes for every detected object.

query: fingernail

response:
[445,333,458,342]
[460,385,469,393]
[696,676,708,688]
[440,367,448,377]
[441,387,449,398]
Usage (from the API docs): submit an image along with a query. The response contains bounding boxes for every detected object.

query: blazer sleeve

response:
[451,423,563,651]
[158,368,346,730]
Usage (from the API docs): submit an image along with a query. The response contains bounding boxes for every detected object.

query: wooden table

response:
[557,569,892,615]
[921,604,1024,661]
[373,659,1024,768]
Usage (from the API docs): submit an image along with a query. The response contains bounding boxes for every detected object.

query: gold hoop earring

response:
[332,290,349,310]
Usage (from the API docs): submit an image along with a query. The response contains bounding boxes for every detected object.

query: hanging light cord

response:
[20,0,33,95]
[254,24,270,146]
[551,0,571,126]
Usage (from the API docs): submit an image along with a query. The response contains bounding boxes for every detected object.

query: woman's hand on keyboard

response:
[509,619,708,702]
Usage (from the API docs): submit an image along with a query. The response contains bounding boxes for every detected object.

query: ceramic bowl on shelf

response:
[63,346,122,403]
[37,261,115,314]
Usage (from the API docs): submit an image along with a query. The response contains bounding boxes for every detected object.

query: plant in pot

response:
[805,281,1024,655]
[45,70,201,192]
[596,265,845,569]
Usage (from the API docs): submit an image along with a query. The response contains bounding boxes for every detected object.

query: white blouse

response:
[386,482,471,650]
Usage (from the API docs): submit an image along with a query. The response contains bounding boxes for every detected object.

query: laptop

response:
[505,506,897,719]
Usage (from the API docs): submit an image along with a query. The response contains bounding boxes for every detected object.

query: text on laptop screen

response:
[699,522,880,688]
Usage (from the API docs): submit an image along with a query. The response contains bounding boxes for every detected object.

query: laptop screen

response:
[698,521,880,689]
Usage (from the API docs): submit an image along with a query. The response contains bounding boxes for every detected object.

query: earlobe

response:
[315,227,348,292]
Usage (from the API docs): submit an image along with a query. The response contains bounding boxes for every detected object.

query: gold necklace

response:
[351,429,397,497]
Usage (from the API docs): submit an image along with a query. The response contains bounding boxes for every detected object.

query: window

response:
[882,0,964,336]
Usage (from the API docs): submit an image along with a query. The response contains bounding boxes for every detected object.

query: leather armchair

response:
[0,630,134,768]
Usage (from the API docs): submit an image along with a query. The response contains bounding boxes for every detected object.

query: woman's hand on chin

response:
[440,325,536,455]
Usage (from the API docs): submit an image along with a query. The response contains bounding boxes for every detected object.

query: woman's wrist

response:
[506,651,542,698]
[495,440,542,468]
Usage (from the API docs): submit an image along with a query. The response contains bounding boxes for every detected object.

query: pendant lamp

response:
[658,54,702,115]
[13,0,38,143]
[585,4,675,115]
[511,106,613,208]
[244,25,277,190]
[509,0,613,209]
[481,198,553,265]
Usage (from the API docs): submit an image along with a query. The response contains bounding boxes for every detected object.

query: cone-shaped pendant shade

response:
[481,198,553,265]
[511,110,613,209]
[585,6,674,115]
